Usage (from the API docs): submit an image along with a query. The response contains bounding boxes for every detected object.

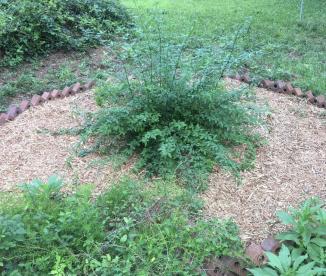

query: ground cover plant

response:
[122,0,326,95]
[249,198,326,276]
[0,177,245,275]
[81,20,263,191]
[0,0,130,66]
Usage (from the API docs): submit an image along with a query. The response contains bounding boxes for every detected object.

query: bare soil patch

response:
[202,79,326,242]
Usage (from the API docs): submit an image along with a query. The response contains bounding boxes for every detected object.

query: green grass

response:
[1,0,324,111]
[122,0,326,94]
[0,48,118,112]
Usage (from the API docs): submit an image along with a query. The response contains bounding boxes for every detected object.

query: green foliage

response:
[276,198,326,267]
[0,176,105,275]
[0,177,244,275]
[248,198,326,275]
[249,244,326,276]
[84,22,262,191]
[0,0,131,66]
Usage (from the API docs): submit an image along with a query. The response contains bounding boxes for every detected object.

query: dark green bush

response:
[0,177,244,275]
[82,23,262,191]
[0,0,131,66]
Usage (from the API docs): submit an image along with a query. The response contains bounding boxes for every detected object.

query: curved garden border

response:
[0,80,95,126]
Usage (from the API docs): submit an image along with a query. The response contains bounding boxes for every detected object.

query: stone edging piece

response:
[230,74,326,109]
[0,80,96,126]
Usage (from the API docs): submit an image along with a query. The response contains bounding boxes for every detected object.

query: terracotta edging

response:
[0,80,95,126]
[230,74,326,109]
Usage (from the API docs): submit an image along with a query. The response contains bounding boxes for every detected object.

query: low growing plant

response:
[276,198,326,267]
[249,198,326,275]
[0,177,244,275]
[82,21,262,191]
[249,244,326,276]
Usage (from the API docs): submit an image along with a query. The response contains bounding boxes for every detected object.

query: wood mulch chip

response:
[202,79,326,242]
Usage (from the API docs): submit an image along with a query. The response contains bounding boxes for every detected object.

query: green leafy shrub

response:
[249,198,326,275]
[276,198,326,267]
[82,23,262,191]
[0,0,131,66]
[0,177,244,275]
[249,244,326,276]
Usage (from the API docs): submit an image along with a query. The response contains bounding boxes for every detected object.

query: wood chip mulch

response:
[202,79,326,242]
[0,91,132,195]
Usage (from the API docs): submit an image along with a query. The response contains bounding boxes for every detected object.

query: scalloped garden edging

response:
[230,73,326,109]
[0,80,96,126]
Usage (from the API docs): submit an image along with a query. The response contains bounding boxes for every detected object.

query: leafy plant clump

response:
[0,0,131,66]
[83,23,262,191]
[249,198,326,276]
[0,177,244,275]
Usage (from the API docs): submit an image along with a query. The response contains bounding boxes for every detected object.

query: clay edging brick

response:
[19,100,30,112]
[230,72,325,109]
[316,95,326,108]
[245,243,267,266]
[7,105,21,120]
[0,80,96,127]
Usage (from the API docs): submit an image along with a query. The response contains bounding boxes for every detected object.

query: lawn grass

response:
[123,0,326,94]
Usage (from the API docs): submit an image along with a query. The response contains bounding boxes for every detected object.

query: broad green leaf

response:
[277,231,300,244]
[314,226,326,236]
[276,211,295,225]
[278,245,291,271]
[265,252,284,272]
[307,243,322,261]
[302,230,312,247]
[291,248,304,260]
[248,267,278,276]
[311,238,326,247]
[312,267,326,274]
[293,254,307,270]
[297,261,316,275]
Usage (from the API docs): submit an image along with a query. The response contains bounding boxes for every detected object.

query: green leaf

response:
[278,244,291,271]
[248,267,278,276]
[265,252,284,272]
[277,231,300,244]
[120,234,128,243]
[311,238,326,247]
[293,254,307,270]
[302,230,312,247]
[314,226,326,236]
[297,261,316,275]
[307,244,322,261]
[276,211,295,225]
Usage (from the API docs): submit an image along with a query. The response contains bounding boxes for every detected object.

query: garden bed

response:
[203,79,326,242]
[0,91,132,194]
[0,81,325,242]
